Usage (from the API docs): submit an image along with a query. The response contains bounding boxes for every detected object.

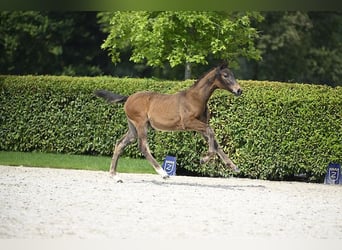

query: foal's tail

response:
[94,90,128,104]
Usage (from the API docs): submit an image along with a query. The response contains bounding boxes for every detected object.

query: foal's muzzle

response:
[235,88,242,96]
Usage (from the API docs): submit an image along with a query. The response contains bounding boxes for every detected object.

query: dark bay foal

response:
[95,63,242,182]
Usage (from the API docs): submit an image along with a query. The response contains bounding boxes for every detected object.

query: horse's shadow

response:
[149,179,266,191]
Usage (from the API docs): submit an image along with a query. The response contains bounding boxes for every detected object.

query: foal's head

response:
[214,63,242,96]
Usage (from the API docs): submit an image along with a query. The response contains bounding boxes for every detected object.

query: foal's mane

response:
[192,67,218,86]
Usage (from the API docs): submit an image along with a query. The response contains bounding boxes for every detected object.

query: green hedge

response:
[0,75,173,158]
[1,75,341,182]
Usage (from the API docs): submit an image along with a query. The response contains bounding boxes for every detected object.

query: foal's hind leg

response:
[136,125,169,179]
[110,121,137,182]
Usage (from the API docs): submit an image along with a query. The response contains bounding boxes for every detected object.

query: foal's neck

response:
[187,69,218,103]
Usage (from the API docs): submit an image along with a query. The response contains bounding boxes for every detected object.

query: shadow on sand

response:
[149,179,266,191]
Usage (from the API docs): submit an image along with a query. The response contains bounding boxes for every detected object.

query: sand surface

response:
[1,165,342,239]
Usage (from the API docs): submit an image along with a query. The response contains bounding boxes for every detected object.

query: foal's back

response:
[124,91,186,131]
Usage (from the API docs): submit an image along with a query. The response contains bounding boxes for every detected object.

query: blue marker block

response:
[162,155,177,176]
[324,163,342,185]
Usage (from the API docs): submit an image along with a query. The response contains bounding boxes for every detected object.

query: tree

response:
[251,11,342,86]
[305,12,342,86]
[99,11,263,79]
[0,11,113,76]
[252,12,312,82]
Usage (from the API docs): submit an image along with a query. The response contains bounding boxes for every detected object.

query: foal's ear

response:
[219,61,229,70]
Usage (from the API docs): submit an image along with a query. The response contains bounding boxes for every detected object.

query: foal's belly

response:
[148,114,184,131]
[148,100,184,131]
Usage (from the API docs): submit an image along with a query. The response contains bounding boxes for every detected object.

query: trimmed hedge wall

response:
[1,75,341,182]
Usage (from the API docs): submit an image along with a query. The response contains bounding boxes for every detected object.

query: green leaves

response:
[100,11,263,78]
[255,12,342,86]
[0,12,110,76]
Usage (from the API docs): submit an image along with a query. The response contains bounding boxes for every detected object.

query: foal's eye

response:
[223,73,228,78]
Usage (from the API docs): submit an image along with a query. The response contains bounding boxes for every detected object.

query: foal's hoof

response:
[232,166,240,173]
[200,157,210,165]
[162,175,170,180]
[200,153,215,164]
[110,174,123,183]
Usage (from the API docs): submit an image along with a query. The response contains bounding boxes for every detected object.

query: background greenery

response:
[1,75,341,182]
[0,11,341,85]
[0,11,341,182]
[99,11,262,79]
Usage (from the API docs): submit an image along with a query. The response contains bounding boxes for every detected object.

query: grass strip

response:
[0,151,155,174]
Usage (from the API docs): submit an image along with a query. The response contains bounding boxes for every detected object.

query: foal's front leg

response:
[199,126,218,164]
[200,126,240,173]
[216,148,240,173]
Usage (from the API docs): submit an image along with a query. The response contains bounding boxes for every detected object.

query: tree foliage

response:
[0,11,112,76]
[0,11,341,85]
[99,11,263,79]
[253,11,342,86]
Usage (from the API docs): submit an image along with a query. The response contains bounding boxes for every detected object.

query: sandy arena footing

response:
[1,165,342,239]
